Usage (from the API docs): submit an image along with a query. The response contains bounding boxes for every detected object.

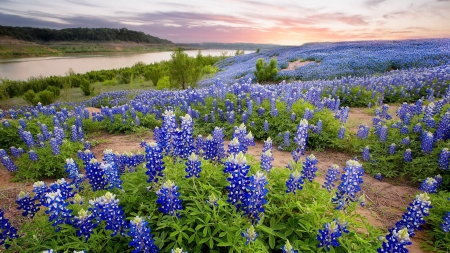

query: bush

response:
[254,58,278,83]
[36,90,57,105]
[80,78,94,96]
[23,89,37,105]
[156,76,171,90]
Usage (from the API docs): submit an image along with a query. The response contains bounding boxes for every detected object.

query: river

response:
[0,49,254,81]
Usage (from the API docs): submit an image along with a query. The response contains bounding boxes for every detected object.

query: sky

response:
[0,0,449,45]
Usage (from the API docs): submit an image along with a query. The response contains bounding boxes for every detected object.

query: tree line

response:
[0,26,173,44]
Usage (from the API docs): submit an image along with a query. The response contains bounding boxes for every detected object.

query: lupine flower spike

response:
[128,216,159,253]
[241,225,258,245]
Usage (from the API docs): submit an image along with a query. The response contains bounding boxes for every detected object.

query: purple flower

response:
[357,124,369,139]
[263,120,269,133]
[322,164,340,192]
[302,154,318,183]
[145,142,165,183]
[402,137,410,146]
[438,148,449,170]
[338,126,345,140]
[260,150,274,172]
[283,131,290,147]
[388,143,396,155]
[421,131,434,154]
[185,153,201,178]
[404,149,412,162]
[379,125,388,142]
[362,146,370,161]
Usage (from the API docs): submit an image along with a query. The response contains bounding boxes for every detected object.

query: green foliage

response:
[80,78,94,96]
[169,48,202,89]
[254,58,279,83]
[14,141,83,181]
[144,63,169,85]
[422,191,450,253]
[36,90,57,105]
[256,48,260,53]
[23,89,37,105]
[156,76,171,90]
[0,120,23,150]
[335,87,377,107]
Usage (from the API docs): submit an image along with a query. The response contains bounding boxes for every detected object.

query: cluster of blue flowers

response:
[332,159,365,210]
[0,209,18,248]
[156,180,183,218]
[145,142,165,183]
[317,219,349,251]
[322,164,340,192]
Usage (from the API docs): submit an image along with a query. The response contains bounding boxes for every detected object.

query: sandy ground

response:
[281,59,317,71]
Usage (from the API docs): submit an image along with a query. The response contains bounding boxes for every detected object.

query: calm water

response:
[0,50,253,81]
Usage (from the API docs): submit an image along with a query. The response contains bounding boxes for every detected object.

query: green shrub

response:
[23,89,37,105]
[156,76,171,90]
[80,78,94,96]
[45,86,61,96]
[36,90,57,105]
[254,58,278,83]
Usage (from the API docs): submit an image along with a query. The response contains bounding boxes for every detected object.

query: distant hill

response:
[0,26,173,44]
[180,42,287,50]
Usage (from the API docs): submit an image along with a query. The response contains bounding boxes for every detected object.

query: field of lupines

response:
[0,39,450,252]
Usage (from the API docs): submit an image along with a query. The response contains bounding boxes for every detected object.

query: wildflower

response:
[49,178,75,200]
[225,152,250,211]
[44,189,72,232]
[145,142,165,183]
[228,137,241,156]
[101,161,122,190]
[374,173,382,181]
[388,143,396,155]
[156,180,183,218]
[203,135,217,161]
[404,149,412,162]
[213,127,226,162]
[379,125,388,142]
[185,153,201,178]
[413,123,422,134]
[28,150,38,161]
[286,170,304,194]
[284,131,290,147]
[206,193,219,207]
[281,240,298,253]
[322,165,340,192]
[290,112,296,121]
[241,225,258,245]
[260,150,274,172]
[73,208,98,241]
[1,156,18,172]
[16,191,40,218]
[338,126,345,140]
[438,148,449,170]
[263,137,273,152]
[400,125,409,135]
[293,119,308,157]
[419,177,439,193]
[357,124,369,139]
[128,216,159,253]
[402,137,410,146]
[89,192,126,236]
[377,227,412,253]
[50,138,60,155]
[421,131,434,154]
[195,135,204,155]
[85,158,108,191]
[316,119,323,134]
[33,181,48,204]
[317,220,347,251]
[362,146,370,161]
[441,211,450,232]
[303,154,318,182]
[263,120,269,133]
[242,171,268,224]
[0,209,18,247]
[332,159,364,210]
[395,193,432,237]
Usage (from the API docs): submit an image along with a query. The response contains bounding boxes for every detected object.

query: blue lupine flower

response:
[10,147,24,158]
[1,156,18,172]
[228,137,241,156]
[377,227,412,253]
[50,138,60,155]
[225,152,250,211]
[70,125,78,142]
[332,159,365,210]
[322,164,340,192]
[101,160,122,190]
[316,119,323,134]
[402,137,410,146]
[32,181,48,204]
[357,124,369,139]
[317,220,345,251]
[65,158,80,181]
[281,240,298,253]
[419,177,439,193]
[438,148,449,170]
[16,191,40,218]
[0,208,18,247]
[421,131,434,154]
[2,120,10,128]
[73,208,98,242]
[263,137,273,152]
[304,108,314,120]
[260,150,274,172]
[441,211,450,232]
[145,142,165,183]
[195,135,204,155]
[172,128,184,159]
[362,146,370,161]
[400,125,409,135]
[44,189,72,232]
[303,154,318,183]
[160,110,177,155]
[290,112,296,121]
[258,107,265,117]
[49,178,75,200]
[241,225,258,245]
[263,120,269,133]
[434,175,443,188]
[404,149,412,162]
[283,131,290,148]
[213,127,226,163]
[242,171,268,224]
[286,170,304,194]
[179,114,195,159]
[28,150,38,161]
[340,107,349,123]
[379,125,388,142]
[203,135,217,161]
[206,193,219,207]
[128,216,159,253]
[435,112,450,141]
[79,149,96,166]
[338,126,345,140]
[156,180,183,218]
[388,143,396,155]
[395,193,432,237]
[85,158,108,191]
[185,153,201,178]
[293,119,308,157]
[89,192,126,236]
[374,173,382,181]
[413,123,422,134]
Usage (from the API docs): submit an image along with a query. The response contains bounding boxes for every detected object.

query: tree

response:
[254,58,278,83]
[169,48,202,89]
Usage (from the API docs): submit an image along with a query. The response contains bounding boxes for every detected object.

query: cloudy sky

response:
[0,0,449,45]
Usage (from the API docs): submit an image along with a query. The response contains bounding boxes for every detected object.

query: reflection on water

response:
[0,50,253,80]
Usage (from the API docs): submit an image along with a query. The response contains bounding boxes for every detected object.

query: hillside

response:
[0,26,173,44]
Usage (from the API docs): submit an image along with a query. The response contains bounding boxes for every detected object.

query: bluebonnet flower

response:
[241,112,248,124]
[441,211,450,232]
[293,119,308,157]
[303,108,314,120]
[203,135,217,161]
[170,248,187,253]
[2,120,10,128]
[316,119,323,134]
[71,125,78,142]
[44,189,72,232]
[1,156,18,172]
[435,112,450,141]
[28,150,38,161]
[242,171,268,224]
[322,164,340,192]
[16,191,40,218]
[225,152,250,211]
[179,114,195,159]
[434,175,443,188]
[421,131,434,154]
[89,192,126,236]
[362,146,370,161]
[185,153,201,178]
[49,178,75,200]
[33,181,48,204]
[50,138,60,155]
[18,118,26,129]
[172,128,184,159]
[260,150,273,172]
[0,208,18,247]
[263,120,269,133]
[156,180,183,218]
[340,106,349,123]
[213,127,226,162]
[258,107,265,117]
[395,193,432,237]
[195,135,204,155]
[424,117,435,129]
[10,147,24,158]
[338,126,345,140]
[404,149,412,162]
[160,110,177,155]
[286,170,304,194]
[228,137,241,156]
[227,111,235,124]
[206,193,219,207]
[413,123,422,134]
[303,154,318,182]
[332,159,365,210]
[241,225,258,245]
[245,132,255,149]
[317,220,347,251]
[65,158,80,181]
[283,131,290,148]
[145,142,165,183]
[357,124,369,139]
[388,143,396,155]
[438,148,449,170]
[263,137,273,152]
[281,240,298,253]
[290,112,296,121]
[85,158,108,191]
[401,137,410,146]
[79,149,96,166]
[21,131,35,149]
[250,121,255,127]
[419,177,439,193]
[379,126,388,142]
[400,125,409,135]
[374,173,383,181]
[101,161,122,190]
[40,124,51,141]
[128,216,159,253]
[73,208,98,242]
[53,127,65,145]
[377,227,412,253]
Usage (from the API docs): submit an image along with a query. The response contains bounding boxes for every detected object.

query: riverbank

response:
[0,36,181,58]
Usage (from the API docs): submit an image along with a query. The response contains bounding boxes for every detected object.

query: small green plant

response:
[254,58,278,83]
[80,78,94,96]
[156,76,171,90]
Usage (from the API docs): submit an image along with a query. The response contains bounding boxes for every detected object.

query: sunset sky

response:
[0,0,449,45]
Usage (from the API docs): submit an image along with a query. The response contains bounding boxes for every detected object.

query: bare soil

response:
[281,59,316,71]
